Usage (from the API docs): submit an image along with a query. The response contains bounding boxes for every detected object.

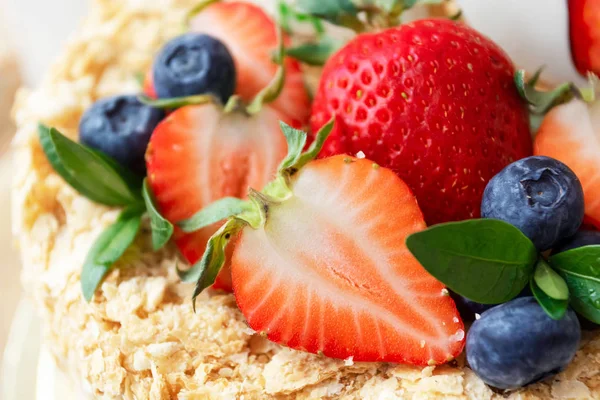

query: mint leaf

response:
[285,37,343,66]
[406,219,538,304]
[550,245,600,323]
[88,148,143,192]
[177,218,246,308]
[142,179,174,250]
[39,125,142,206]
[296,0,364,31]
[514,69,578,114]
[278,122,308,171]
[278,1,325,37]
[295,118,335,170]
[530,279,568,320]
[533,259,569,300]
[297,0,356,19]
[178,197,251,233]
[138,94,216,109]
[81,206,144,301]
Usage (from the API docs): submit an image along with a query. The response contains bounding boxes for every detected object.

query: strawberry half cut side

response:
[179,121,465,365]
[146,103,288,290]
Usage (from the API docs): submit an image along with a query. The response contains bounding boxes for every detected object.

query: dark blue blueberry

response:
[553,230,600,254]
[451,286,532,321]
[152,33,236,104]
[79,95,164,174]
[467,297,580,390]
[451,292,495,317]
[481,156,584,250]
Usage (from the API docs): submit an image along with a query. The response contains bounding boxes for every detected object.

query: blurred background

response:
[0,1,89,398]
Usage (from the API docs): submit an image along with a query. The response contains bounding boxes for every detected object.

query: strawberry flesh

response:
[232,155,465,365]
[146,104,288,290]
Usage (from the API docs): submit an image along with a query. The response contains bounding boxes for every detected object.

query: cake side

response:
[10,0,600,399]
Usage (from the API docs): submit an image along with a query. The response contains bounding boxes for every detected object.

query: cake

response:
[11,0,600,398]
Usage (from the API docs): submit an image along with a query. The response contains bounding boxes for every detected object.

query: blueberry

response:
[467,297,580,389]
[451,286,532,321]
[481,156,584,250]
[153,33,236,104]
[79,95,164,174]
[451,292,495,317]
[553,230,600,254]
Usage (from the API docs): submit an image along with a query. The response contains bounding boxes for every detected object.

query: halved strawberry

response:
[534,99,600,228]
[569,0,600,76]
[146,104,288,290]
[231,155,464,364]
[189,1,310,127]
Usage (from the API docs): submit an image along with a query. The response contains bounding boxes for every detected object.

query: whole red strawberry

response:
[310,19,532,225]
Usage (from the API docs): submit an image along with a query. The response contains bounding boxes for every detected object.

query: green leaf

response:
[514,69,578,114]
[138,94,216,109]
[296,0,364,31]
[285,37,344,66]
[95,205,145,264]
[142,179,174,250]
[88,148,143,192]
[406,219,538,304]
[178,197,251,233]
[39,124,143,206]
[533,259,569,300]
[297,0,356,19]
[278,1,325,37]
[277,122,308,171]
[278,1,294,34]
[550,245,600,323]
[247,28,286,115]
[81,206,144,301]
[530,278,568,320]
[294,118,335,170]
[178,218,246,307]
